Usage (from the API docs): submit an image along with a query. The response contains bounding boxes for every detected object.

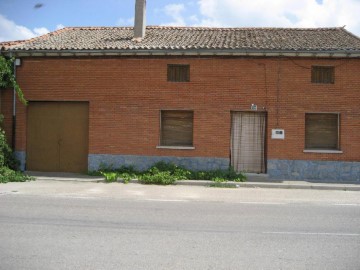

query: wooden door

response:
[27,102,89,173]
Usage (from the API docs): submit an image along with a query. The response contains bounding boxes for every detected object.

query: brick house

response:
[1,3,360,182]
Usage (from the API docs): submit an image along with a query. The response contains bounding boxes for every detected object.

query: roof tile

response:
[2,26,360,52]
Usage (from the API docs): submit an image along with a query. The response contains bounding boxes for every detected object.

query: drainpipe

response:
[11,54,17,151]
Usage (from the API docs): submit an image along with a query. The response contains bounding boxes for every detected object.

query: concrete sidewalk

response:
[25,171,360,191]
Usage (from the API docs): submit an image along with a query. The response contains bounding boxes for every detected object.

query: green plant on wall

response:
[0,115,18,170]
[0,55,32,183]
[0,115,33,183]
[0,55,27,105]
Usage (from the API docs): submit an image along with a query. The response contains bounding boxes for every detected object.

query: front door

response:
[231,112,266,173]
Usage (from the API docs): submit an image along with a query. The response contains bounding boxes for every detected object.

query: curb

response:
[176,180,360,191]
[32,177,360,191]
[235,182,360,191]
[35,177,104,183]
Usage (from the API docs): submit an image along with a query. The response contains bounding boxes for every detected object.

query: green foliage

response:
[114,165,139,175]
[91,161,246,185]
[191,167,246,182]
[100,171,118,183]
[212,177,228,183]
[150,161,191,180]
[0,56,27,105]
[87,170,103,176]
[0,56,12,89]
[0,122,19,170]
[99,167,137,184]
[117,173,134,184]
[0,115,34,183]
[0,167,34,183]
[139,167,176,185]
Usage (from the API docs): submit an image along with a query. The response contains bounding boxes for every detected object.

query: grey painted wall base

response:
[268,159,360,182]
[88,154,230,172]
[14,151,26,171]
[15,151,359,183]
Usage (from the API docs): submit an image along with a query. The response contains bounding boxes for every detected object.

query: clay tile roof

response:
[0,39,27,50]
[3,26,360,52]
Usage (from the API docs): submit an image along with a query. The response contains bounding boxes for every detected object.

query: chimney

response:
[134,0,146,40]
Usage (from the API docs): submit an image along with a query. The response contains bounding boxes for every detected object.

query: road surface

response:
[0,181,359,269]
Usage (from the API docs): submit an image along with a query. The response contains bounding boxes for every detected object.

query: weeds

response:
[117,173,135,184]
[138,167,176,185]
[90,161,246,186]
[0,167,34,183]
[0,115,34,184]
[100,171,118,183]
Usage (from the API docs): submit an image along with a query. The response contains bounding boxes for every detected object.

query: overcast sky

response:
[1,0,360,42]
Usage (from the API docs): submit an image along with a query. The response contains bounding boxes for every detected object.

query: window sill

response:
[303,149,343,154]
[167,81,190,83]
[156,146,195,150]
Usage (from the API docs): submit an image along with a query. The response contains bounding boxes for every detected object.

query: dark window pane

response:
[167,65,190,82]
[311,66,334,84]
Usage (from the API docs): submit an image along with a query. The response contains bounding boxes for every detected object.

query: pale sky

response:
[1,0,360,42]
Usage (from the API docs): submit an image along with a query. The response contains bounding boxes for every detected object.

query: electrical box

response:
[271,129,285,139]
[251,104,257,111]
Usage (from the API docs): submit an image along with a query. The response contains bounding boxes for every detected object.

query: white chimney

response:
[134,0,146,40]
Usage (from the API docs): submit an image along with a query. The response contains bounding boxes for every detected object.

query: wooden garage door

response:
[27,102,89,173]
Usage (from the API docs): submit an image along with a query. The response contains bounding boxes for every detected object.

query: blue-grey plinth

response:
[14,151,26,171]
[268,159,360,182]
[88,154,229,172]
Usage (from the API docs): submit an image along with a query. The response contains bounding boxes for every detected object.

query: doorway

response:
[231,112,266,173]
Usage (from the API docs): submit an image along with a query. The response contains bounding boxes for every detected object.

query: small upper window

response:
[305,113,339,150]
[167,64,190,82]
[311,66,334,84]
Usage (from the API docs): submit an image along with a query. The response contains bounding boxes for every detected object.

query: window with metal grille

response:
[167,64,190,82]
[305,113,339,150]
[311,66,335,84]
[160,110,193,146]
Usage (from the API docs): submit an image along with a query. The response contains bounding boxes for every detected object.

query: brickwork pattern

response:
[3,57,360,172]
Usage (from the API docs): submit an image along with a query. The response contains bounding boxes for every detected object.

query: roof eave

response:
[3,48,360,58]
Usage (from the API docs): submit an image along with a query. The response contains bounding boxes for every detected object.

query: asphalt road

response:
[0,181,359,270]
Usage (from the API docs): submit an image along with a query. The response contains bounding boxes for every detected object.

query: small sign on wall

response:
[271,129,285,139]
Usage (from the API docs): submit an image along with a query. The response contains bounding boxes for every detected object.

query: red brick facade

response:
[1,56,359,171]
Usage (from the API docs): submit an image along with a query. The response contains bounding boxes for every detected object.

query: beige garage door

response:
[27,102,89,173]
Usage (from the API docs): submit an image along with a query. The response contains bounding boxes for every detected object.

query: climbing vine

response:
[0,55,32,182]
[0,55,27,105]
